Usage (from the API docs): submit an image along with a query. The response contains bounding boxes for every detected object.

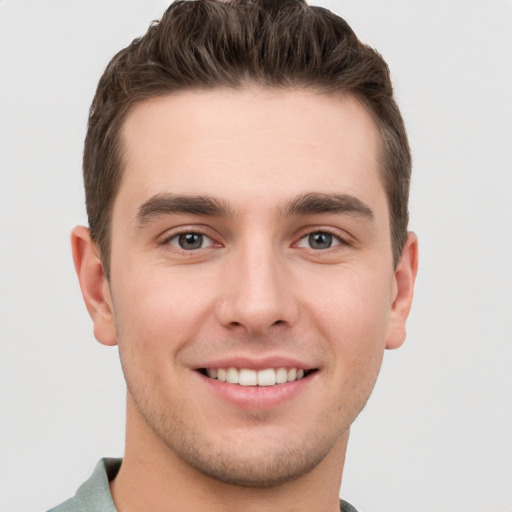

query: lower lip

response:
[196,371,315,410]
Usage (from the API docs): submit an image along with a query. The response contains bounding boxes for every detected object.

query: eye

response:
[296,231,342,250]
[167,232,215,251]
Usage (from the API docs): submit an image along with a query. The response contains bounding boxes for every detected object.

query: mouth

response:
[197,367,317,387]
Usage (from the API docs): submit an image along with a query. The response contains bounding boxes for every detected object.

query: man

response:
[50,0,418,510]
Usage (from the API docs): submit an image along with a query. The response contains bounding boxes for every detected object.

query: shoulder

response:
[46,458,121,512]
[340,498,360,512]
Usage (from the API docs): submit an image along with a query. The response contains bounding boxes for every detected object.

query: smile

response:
[199,367,316,386]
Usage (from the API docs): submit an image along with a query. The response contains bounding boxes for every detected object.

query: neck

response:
[111,396,348,512]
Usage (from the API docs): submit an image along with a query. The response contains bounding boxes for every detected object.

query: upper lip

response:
[193,355,317,371]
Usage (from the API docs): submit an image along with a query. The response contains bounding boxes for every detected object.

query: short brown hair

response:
[84,0,411,276]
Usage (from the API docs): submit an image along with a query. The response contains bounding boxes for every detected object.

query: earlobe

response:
[71,226,117,346]
[385,232,419,350]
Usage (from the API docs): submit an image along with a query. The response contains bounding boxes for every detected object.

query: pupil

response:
[309,232,332,249]
[179,233,202,250]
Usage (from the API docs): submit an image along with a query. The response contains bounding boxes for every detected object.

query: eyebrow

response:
[136,193,233,225]
[135,191,374,226]
[282,192,374,220]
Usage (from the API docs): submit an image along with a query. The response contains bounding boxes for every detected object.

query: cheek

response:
[302,266,393,358]
[112,266,216,354]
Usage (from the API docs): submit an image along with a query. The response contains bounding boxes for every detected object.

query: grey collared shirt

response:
[47,459,119,512]
[48,458,359,512]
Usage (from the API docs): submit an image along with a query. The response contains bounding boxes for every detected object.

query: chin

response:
[175,435,336,488]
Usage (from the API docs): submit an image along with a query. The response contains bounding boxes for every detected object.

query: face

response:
[74,88,417,487]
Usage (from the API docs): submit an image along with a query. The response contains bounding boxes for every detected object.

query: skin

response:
[72,88,418,512]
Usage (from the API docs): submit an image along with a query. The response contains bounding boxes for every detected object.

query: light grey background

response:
[1,1,511,511]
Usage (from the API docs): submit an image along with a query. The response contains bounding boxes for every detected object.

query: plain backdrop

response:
[1,1,511,511]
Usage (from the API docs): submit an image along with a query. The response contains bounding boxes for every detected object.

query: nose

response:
[215,241,299,336]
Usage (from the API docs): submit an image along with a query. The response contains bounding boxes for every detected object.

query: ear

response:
[71,226,117,346]
[385,232,419,350]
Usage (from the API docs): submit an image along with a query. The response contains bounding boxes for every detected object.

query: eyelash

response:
[294,229,348,251]
[162,229,218,252]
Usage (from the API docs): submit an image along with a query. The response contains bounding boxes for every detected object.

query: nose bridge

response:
[216,232,297,334]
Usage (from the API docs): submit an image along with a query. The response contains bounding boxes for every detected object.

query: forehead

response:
[117,88,385,218]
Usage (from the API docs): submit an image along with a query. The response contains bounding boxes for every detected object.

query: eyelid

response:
[159,225,222,249]
[293,227,351,249]
[295,232,342,249]
[167,232,216,250]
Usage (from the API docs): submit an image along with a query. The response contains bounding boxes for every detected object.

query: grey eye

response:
[308,232,333,249]
[168,232,210,250]
[178,233,203,250]
[296,231,342,250]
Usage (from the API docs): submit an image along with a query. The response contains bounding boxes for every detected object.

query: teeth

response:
[275,367,288,384]
[239,369,257,386]
[226,367,239,384]
[257,368,276,387]
[204,367,310,386]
